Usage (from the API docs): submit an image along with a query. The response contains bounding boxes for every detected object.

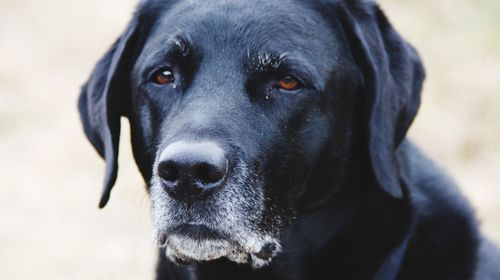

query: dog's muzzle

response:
[151,140,282,268]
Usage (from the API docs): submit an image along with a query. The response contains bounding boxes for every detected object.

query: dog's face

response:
[79,0,424,268]
[131,0,358,267]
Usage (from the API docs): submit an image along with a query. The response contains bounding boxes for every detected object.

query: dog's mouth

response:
[156,223,282,268]
[166,224,228,242]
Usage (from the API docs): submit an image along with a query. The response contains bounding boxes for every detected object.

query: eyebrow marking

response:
[169,35,191,57]
[248,50,288,72]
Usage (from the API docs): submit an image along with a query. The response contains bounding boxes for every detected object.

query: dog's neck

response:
[273,182,412,279]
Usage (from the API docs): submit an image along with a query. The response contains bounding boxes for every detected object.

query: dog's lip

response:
[169,223,227,241]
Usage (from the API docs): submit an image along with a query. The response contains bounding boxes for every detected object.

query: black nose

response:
[157,141,228,203]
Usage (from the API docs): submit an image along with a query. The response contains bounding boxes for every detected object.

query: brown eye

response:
[152,68,174,85]
[278,76,301,91]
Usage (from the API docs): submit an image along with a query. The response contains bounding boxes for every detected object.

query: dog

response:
[78,0,500,279]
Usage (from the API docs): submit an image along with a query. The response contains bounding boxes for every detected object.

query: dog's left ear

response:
[338,2,425,198]
[78,18,139,208]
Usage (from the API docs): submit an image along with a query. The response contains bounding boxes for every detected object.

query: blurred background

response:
[0,0,498,278]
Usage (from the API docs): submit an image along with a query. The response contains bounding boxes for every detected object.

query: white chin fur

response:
[163,234,281,269]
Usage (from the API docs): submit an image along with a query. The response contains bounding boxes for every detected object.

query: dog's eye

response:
[152,68,175,85]
[278,76,301,91]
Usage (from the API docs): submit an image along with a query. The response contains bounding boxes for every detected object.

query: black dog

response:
[78,0,500,279]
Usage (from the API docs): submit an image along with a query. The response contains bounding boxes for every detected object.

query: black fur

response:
[78,0,500,279]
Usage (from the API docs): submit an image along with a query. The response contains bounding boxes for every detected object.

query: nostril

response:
[195,161,227,184]
[158,161,179,182]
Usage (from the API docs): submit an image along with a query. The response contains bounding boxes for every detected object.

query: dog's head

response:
[78,0,424,268]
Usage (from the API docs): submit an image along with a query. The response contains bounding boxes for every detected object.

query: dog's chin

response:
[164,234,246,263]
[158,226,282,269]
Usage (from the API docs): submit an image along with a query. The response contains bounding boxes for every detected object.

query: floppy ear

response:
[338,2,425,198]
[78,19,139,208]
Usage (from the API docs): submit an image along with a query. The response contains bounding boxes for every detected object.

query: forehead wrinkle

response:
[142,0,339,88]
[160,0,319,50]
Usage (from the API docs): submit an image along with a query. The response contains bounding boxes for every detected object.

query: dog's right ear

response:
[336,1,425,199]
[78,17,139,208]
